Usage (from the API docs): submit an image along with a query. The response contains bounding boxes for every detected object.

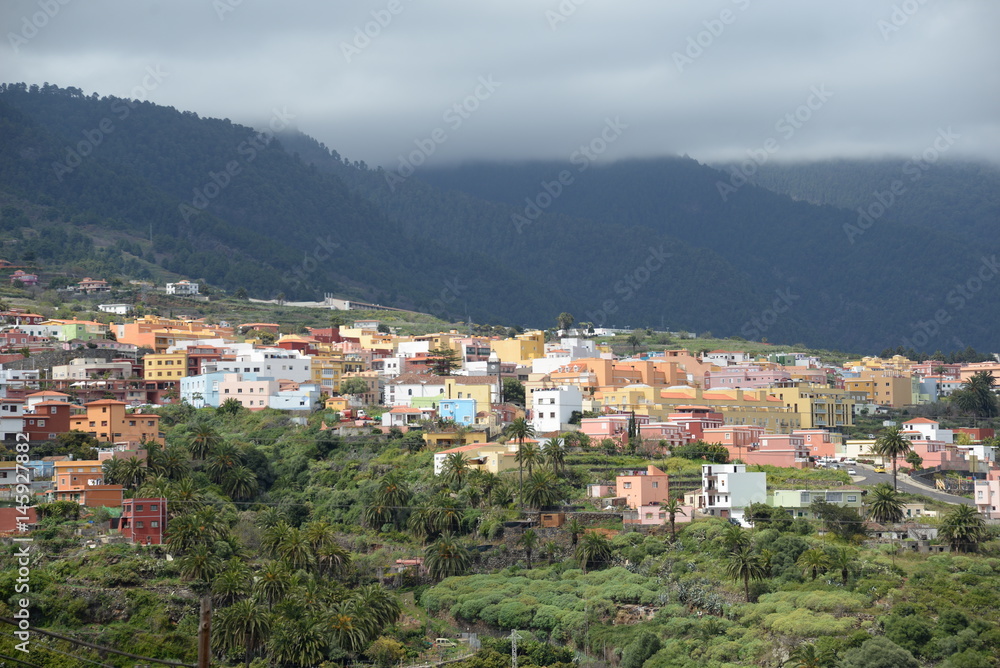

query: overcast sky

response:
[3,0,998,168]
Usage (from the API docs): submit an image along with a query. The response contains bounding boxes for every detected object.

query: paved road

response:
[847,462,973,507]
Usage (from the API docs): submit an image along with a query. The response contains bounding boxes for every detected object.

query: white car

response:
[848,468,858,475]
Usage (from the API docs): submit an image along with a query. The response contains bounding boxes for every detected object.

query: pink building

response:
[588,483,615,498]
[705,366,791,389]
[745,434,810,468]
[580,414,651,446]
[794,429,840,459]
[218,373,279,410]
[975,470,1000,519]
[703,425,764,461]
[616,465,669,509]
[639,422,691,448]
[666,408,723,439]
[624,503,696,526]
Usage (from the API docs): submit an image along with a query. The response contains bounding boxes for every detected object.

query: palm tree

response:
[441,451,471,489]
[576,531,612,574]
[153,445,190,480]
[316,542,352,577]
[505,417,535,507]
[213,598,272,667]
[722,524,751,552]
[325,598,373,655]
[222,465,259,501]
[564,517,585,547]
[218,397,244,417]
[542,540,560,565]
[785,642,836,668]
[726,546,768,602]
[626,333,641,353]
[354,583,401,630]
[180,543,224,583]
[253,560,292,609]
[187,422,223,460]
[873,426,911,491]
[119,457,147,490]
[424,534,471,580]
[267,616,326,667]
[518,529,539,569]
[796,548,832,581]
[830,547,854,586]
[522,469,562,511]
[660,498,686,542]
[516,442,541,477]
[275,526,312,571]
[207,442,243,484]
[541,438,567,474]
[940,504,987,553]
[953,370,999,417]
[255,507,285,530]
[867,483,904,525]
[101,457,124,485]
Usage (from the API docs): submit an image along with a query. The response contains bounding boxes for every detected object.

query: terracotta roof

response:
[903,418,939,424]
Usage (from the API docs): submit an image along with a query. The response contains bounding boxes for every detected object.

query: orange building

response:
[113,316,234,352]
[51,459,123,507]
[69,400,164,445]
[616,465,670,509]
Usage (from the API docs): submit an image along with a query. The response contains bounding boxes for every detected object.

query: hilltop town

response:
[1,276,999,668]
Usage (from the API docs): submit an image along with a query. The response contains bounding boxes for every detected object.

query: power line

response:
[0,651,40,668]
[0,619,195,668]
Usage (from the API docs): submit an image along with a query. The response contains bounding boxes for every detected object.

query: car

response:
[848,468,857,475]
[874,466,887,474]
[434,639,457,648]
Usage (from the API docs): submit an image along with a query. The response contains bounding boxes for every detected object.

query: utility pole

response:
[509,629,521,668]
[197,595,212,668]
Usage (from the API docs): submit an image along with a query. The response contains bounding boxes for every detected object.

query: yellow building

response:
[768,383,856,430]
[312,352,365,393]
[490,330,545,366]
[596,385,661,414]
[423,430,489,449]
[653,387,800,433]
[433,442,519,476]
[844,370,915,408]
[443,377,496,406]
[142,352,188,381]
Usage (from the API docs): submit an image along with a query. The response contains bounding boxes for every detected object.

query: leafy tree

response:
[518,529,539,568]
[366,636,406,668]
[213,598,272,667]
[883,613,933,657]
[620,632,661,668]
[576,531,612,573]
[868,483,904,525]
[340,377,369,397]
[502,377,525,405]
[838,636,919,668]
[904,450,923,471]
[726,546,767,602]
[424,534,471,580]
[940,504,987,553]
[427,346,461,375]
[810,499,866,542]
[556,312,574,332]
[873,426,912,491]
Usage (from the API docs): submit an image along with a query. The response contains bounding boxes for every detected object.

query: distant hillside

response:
[2,83,998,353]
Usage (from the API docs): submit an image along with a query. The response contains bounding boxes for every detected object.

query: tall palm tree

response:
[118,457,147,490]
[354,583,401,630]
[222,465,259,501]
[953,370,999,417]
[940,504,987,553]
[153,445,190,480]
[213,561,253,606]
[207,442,244,484]
[213,598,272,667]
[316,542,352,577]
[541,438,567,474]
[101,457,124,485]
[542,540,560,565]
[180,543,224,583]
[261,521,293,560]
[518,529,539,569]
[565,517,585,546]
[441,451,471,490]
[722,524,751,552]
[267,616,326,667]
[873,426,911,491]
[660,498,686,542]
[253,560,292,609]
[516,442,541,477]
[523,469,561,511]
[276,526,312,571]
[785,642,836,668]
[830,547,854,586]
[505,417,535,508]
[325,598,373,655]
[576,531,612,574]
[796,548,832,581]
[424,534,471,581]
[188,422,223,460]
[726,546,767,602]
[867,483,904,525]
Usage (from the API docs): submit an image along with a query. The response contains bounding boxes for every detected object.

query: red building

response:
[120,497,167,545]
[22,401,72,442]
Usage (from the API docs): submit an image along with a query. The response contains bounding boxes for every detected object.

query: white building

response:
[698,463,767,527]
[384,373,445,407]
[703,350,752,367]
[396,341,430,358]
[165,280,200,295]
[531,385,583,434]
[0,369,39,398]
[0,398,25,441]
[97,304,132,315]
[270,383,321,411]
[213,349,312,384]
[901,418,953,444]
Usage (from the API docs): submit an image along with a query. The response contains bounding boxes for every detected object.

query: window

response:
[136,521,144,528]
[623,482,632,489]
[150,504,158,511]
[150,521,159,528]
[136,505,143,511]
[847,495,858,503]
[652,481,659,488]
